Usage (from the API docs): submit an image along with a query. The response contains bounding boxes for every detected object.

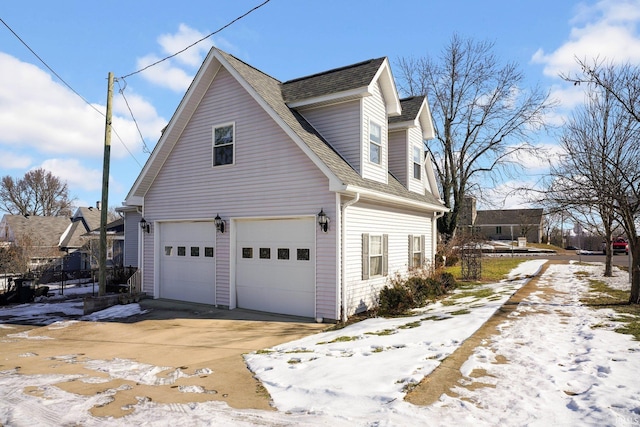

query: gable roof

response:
[281,57,401,115]
[475,208,544,226]
[389,96,435,140]
[59,207,103,249]
[0,214,69,248]
[125,48,446,212]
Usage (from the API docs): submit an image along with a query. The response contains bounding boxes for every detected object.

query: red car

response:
[612,238,629,255]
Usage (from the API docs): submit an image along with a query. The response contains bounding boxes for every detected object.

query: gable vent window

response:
[212,123,235,166]
[413,146,422,180]
[369,121,382,164]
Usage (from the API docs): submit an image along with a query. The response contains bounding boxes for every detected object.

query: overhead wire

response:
[115,0,272,158]
[116,79,152,154]
[118,0,271,80]
[1,0,272,168]
[0,17,143,167]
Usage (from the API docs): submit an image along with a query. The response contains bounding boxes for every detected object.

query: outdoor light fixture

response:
[139,218,150,234]
[215,214,225,233]
[317,209,329,233]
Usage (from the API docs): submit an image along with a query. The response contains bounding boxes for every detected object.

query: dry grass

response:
[581,279,640,341]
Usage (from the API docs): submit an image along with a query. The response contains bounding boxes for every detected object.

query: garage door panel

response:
[236,218,315,317]
[160,222,215,305]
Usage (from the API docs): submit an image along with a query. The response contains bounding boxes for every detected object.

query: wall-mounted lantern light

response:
[215,214,226,233]
[317,209,329,233]
[139,217,151,234]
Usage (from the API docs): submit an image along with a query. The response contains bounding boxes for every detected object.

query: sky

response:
[1,259,639,425]
[1,0,640,213]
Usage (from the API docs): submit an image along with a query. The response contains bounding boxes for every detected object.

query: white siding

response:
[408,126,426,194]
[142,67,337,319]
[362,82,388,184]
[388,129,407,186]
[300,100,361,173]
[343,200,434,316]
[123,210,141,268]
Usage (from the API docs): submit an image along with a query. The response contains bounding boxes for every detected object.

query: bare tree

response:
[562,59,640,302]
[395,34,556,239]
[0,168,75,217]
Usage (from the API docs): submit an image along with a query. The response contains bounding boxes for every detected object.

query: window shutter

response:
[362,233,369,280]
[382,234,389,276]
[420,235,426,266]
[408,235,414,268]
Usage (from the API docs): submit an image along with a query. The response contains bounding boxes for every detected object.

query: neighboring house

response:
[121,48,447,322]
[59,206,102,270]
[82,218,125,268]
[0,214,70,270]
[459,198,544,243]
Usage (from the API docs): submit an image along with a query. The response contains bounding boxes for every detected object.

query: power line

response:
[116,79,152,154]
[0,17,143,167]
[0,17,104,118]
[118,0,271,79]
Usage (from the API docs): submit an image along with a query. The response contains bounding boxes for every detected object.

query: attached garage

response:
[235,217,315,317]
[159,221,216,304]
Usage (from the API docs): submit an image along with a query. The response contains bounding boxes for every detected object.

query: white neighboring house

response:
[122,48,447,322]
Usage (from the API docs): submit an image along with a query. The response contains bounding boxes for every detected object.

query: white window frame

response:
[369,234,383,277]
[212,122,235,167]
[412,145,422,180]
[362,233,388,280]
[369,121,382,164]
[408,234,426,268]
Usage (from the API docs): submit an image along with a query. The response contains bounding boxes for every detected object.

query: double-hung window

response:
[212,123,234,166]
[362,233,388,279]
[369,121,382,164]
[413,146,422,180]
[408,234,425,268]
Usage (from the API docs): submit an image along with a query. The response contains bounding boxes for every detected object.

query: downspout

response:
[433,210,444,261]
[341,192,360,322]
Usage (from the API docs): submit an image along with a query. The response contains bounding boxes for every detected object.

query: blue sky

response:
[1,0,640,213]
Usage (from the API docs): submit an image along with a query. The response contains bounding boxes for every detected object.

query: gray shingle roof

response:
[389,96,426,124]
[281,58,386,103]
[1,214,69,248]
[218,51,445,208]
[475,208,544,226]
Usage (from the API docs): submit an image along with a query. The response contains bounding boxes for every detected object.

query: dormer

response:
[282,58,401,184]
[388,96,440,197]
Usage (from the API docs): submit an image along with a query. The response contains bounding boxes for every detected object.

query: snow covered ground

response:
[1,259,639,426]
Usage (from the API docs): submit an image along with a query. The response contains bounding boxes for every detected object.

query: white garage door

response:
[160,222,216,304]
[236,218,315,317]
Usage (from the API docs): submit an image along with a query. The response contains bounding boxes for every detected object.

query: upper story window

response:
[212,123,234,166]
[369,121,381,164]
[413,146,422,180]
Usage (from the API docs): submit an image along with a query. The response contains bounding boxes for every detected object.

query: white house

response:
[121,48,447,322]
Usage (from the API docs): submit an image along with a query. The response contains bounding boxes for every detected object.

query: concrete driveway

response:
[0,299,328,419]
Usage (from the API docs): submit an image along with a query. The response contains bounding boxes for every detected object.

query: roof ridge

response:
[218,49,282,83]
[282,57,386,85]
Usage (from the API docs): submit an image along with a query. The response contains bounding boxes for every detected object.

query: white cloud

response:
[532,0,640,76]
[0,150,32,170]
[135,24,237,93]
[157,23,213,67]
[0,53,165,161]
[39,158,103,192]
[135,54,195,92]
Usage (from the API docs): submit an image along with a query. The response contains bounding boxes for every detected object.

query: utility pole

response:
[98,72,113,296]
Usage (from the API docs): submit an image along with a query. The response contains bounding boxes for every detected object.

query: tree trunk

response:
[604,241,613,277]
[630,245,640,304]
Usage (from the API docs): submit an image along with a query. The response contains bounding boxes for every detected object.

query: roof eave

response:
[124,48,223,205]
[286,87,370,109]
[342,185,448,212]
[370,58,402,117]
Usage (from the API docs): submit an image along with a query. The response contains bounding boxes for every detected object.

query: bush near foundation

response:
[378,268,457,316]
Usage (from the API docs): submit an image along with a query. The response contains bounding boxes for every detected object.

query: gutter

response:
[340,192,360,322]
